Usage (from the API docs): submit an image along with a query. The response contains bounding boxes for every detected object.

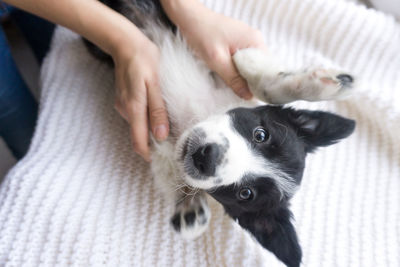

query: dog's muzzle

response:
[180,126,228,182]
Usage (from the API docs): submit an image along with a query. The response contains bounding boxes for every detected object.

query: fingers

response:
[112,35,167,162]
[210,50,253,100]
[114,98,129,121]
[115,76,169,162]
[147,80,169,141]
[127,87,151,162]
[115,73,150,161]
[115,69,149,161]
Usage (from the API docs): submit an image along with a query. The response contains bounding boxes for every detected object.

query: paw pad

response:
[306,69,355,101]
[184,211,196,226]
[336,74,353,87]
[170,198,210,240]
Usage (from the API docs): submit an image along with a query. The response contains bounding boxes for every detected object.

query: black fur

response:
[287,108,356,152]
[229,106,355,179]
[208,177,301,267]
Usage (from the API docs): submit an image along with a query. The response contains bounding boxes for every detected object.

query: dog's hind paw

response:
[302,69,355,101]
[233,48,355,104]
[170,194,210,240]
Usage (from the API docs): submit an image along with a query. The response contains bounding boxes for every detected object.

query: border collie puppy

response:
[86,1,355,266]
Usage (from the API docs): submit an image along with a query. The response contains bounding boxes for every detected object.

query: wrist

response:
[108,23,148,63]
[72,0,149,62]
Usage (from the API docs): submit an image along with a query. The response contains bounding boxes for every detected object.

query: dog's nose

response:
[192,143,220,177]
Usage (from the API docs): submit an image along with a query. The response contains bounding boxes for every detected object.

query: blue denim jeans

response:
[0,8,54,159]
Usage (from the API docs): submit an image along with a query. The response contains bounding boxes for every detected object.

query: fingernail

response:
[132,147,143,157]
[154,124,168,140]
[144,154,152,162]
[239,88,252,100]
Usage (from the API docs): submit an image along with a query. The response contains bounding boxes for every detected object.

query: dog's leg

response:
[233,48,354,104]
[151,141,211,240]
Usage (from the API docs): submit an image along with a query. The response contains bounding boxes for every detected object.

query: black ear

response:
[238,208,302,267]
[288,109,356,152]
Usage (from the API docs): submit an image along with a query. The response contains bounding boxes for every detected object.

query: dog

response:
[85,1,356,266]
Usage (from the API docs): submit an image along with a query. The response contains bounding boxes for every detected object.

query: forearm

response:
[3,0,145,58]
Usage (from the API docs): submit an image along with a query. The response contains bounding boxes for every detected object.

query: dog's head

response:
[176,105,355,267]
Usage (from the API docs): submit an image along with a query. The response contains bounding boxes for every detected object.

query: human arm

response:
[3,0,169,161]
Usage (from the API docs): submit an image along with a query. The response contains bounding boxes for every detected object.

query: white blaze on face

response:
[178,114,296,196]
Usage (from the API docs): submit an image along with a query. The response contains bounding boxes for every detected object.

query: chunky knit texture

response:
[0,0,399,266]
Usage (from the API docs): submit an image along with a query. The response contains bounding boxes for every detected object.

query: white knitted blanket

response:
[1,0,399,266]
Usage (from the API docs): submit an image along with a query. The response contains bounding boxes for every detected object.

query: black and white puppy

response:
[86,1,355,266]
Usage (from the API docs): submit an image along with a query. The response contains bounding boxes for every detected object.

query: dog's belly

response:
[154,28,252,137]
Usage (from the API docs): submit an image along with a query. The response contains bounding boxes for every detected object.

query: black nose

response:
[192,143,220,177]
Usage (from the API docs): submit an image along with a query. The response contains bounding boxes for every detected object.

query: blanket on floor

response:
[0,0,399,266]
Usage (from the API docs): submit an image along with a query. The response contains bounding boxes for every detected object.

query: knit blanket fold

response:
[0,0,399,266]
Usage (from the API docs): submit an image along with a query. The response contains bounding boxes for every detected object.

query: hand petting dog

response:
[116,0,268,161]
[5,0,264,161]
[117,0,267,161]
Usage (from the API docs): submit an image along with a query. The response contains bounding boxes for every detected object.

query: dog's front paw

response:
[170,195,210,240]
[233,48,281,84]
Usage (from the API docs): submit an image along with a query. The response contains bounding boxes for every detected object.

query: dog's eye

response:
[238,188,253,200]
[253,127,269,143]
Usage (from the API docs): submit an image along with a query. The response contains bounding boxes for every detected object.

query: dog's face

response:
[177,105,355,193]
[176,105,355,267]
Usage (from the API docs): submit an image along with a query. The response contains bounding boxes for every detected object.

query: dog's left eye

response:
[253,127,269,143]
[238,188,253,200]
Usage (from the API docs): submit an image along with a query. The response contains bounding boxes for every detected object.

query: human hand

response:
[163,0,267,99]
[112,33,169,162]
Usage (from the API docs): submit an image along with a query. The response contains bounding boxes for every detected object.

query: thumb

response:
[214,55,253,100]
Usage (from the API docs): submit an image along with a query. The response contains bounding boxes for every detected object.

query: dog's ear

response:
[287,109,355,152]
[238,207,302,267]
